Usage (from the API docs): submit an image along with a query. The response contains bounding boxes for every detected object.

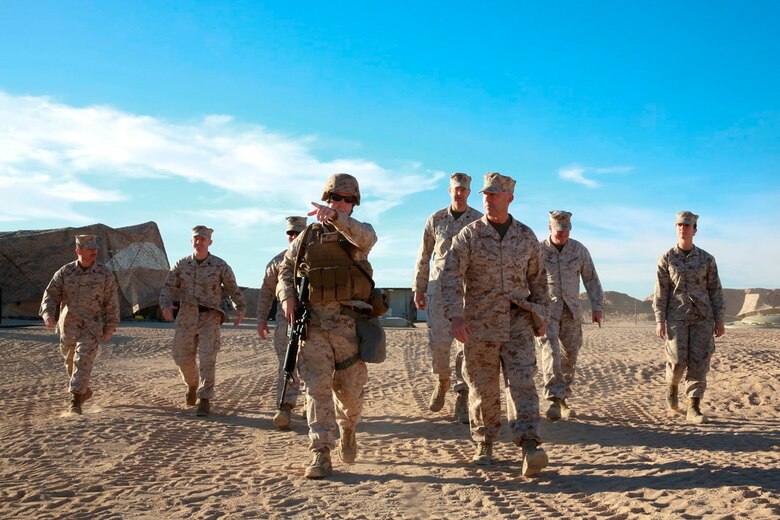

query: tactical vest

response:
[296,224,374,303]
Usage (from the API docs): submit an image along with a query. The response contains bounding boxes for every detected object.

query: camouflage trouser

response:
[665,319,716,399]
[539,306,583,401]
[273,316,301,408]
[298,311,368,452]
[172,306,222,400]
[426,280,466,392]
[463,310,541,444]
[60,328,100,395]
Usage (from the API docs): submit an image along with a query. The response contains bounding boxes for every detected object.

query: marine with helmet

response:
[277,173,378,479]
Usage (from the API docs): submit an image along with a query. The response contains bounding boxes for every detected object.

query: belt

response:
[198,305,212,313]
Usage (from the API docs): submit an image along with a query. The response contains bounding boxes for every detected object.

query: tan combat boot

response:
[560,398,575,419]
[196,399,210,417]
[454,389,469,424]
[338,427,357,463]
[305,448,333,479]
[520,440,549,477]
[186,386,198,406]
[429,378,450,412]
[274,404,293,430]
[545,398,562,421]
[666,385,679,410]
[686,397,708,424]
[472,441,493,466]
[68,392,83,415]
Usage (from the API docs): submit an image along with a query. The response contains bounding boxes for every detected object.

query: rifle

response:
[279,277,310,409]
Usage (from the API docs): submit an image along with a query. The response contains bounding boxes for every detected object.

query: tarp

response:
[0,222,169,318]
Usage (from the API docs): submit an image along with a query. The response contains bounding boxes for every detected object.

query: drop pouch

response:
[356,314,386,363]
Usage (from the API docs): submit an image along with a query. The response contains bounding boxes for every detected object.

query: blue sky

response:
[1,1,778,300]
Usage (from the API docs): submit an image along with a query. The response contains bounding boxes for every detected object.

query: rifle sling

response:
[292,224,314,295]
[336,234,375,290]
[334,353,360,371]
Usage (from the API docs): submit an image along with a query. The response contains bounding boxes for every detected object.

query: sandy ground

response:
[0,321,778,519]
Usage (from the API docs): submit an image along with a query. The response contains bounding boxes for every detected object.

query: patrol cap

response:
[675,211,699,226]
[549,210,573,231]
[479,172,516,194]
[192,225,214,239]
[321,173,361,206]
[75,235,98,250]
[450,172,472,190]
[285,216,307,235]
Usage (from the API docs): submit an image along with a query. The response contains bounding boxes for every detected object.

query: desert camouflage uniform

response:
[40,261,120,394]
[653,245,724,398]
[442,216,549,444]
[160,254,246,400]
[413,205,482,390]
[257,249,300,408]
[278,214,377,452]
[538,237,603,400]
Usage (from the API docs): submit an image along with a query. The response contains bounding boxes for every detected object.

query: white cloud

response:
[194,207,279,227]
[0,91,443,223]
[559,165,598,187]
[0,172,124,222]
[558,164,633,188]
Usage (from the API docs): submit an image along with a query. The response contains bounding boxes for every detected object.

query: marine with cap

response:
[441,172,550,477]
[537,210,604,421]
[652,210,725,424]
[257,215,308,430]
[160,225,246,417]
[278,173,378,479]
[412,172,483,423]
[39,234,120,415]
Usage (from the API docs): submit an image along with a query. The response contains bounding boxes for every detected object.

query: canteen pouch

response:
[356,315,386,363]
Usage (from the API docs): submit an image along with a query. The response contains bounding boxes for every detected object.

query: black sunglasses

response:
[328,193,357,204]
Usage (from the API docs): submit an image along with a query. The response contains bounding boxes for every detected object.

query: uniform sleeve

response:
[159,262,181,309]
[441,228,469,320]
[39,268,64,321]
[331,212,378,254]
[580,247,604,313]
[527,239,549,320]
[652,255,670,323]
[256,258,278,321]
[412,215,435,292]
[707,255,725,323]
[103,272,120,334]
[277,237,302,302]
[221,264,246,313]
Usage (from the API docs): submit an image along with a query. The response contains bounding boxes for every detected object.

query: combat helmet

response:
[321,173,361,206]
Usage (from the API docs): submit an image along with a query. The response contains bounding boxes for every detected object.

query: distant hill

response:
[577,288,780,322]
[579,291,654,321]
